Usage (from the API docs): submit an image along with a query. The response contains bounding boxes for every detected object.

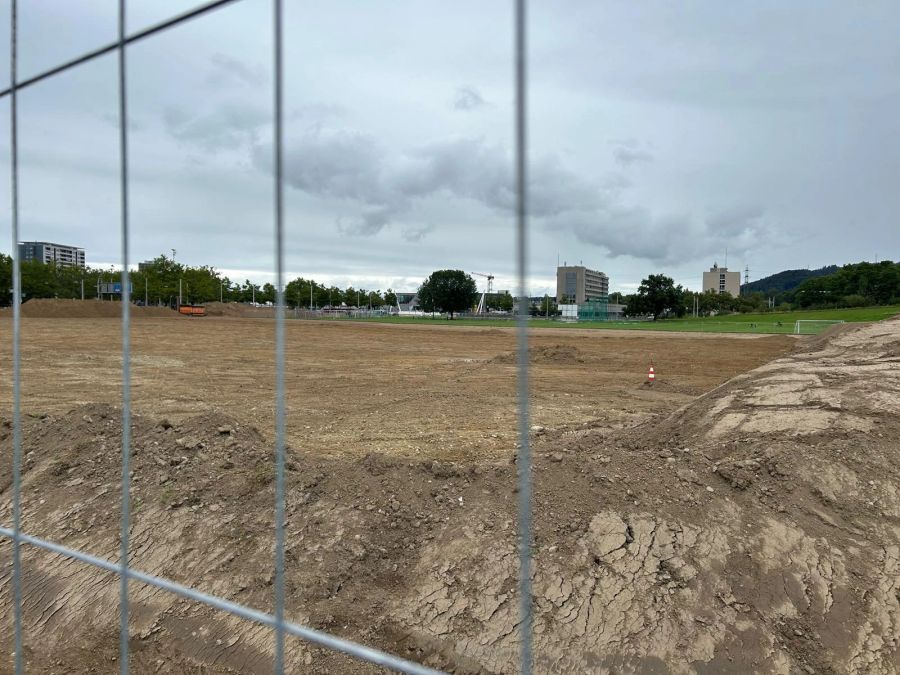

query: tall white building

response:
[19,241,85,268]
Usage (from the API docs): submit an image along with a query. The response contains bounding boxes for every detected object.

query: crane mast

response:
[471,272,494,314]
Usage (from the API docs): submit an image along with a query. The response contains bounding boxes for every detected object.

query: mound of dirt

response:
[491,343,587,365]
[203,302,275,318]
[3,299,178,319]
[0,317,898,673]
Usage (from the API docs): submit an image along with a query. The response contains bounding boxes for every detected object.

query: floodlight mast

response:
[472,272,494,314]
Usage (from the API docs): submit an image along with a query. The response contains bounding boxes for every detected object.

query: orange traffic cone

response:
[646,363,656,385]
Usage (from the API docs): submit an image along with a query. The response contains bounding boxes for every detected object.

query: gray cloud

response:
[613,146,654,166]
[207,53,265,88]
[24,0,892,295]
[453,85,488,111]
[166,99,776,266]
[255,129,614,237]
[165,103,269,152]
[564,204,776,264]
[401,223,436,242]
[254,124,761,266]
[337,208,394,237]
[609,139,654,166]
[706,206,765,237]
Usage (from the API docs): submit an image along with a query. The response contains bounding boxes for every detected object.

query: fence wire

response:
[3,1,532,673]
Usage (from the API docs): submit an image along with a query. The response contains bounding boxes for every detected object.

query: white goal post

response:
[794,319,845,335]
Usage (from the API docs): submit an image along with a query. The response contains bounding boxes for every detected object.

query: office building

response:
[556,265,609,304]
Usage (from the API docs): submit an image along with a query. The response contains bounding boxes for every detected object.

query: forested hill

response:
[743,266,838,294]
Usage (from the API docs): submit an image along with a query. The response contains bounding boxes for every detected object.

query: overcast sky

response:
[0,0,898,295]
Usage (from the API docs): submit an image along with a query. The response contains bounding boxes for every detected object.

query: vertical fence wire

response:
[116,0,133,672]
[8,1,23,673]
[514,0,533,673]
[272,0,288,672]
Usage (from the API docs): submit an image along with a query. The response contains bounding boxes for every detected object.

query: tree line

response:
[622,260,900,320]
[0,253,398,309]
[5,253,896,316]
[787,260,900,308]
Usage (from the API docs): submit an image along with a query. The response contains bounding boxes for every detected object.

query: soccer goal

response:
[794,319,845,335]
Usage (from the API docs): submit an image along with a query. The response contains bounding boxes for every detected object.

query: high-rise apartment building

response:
[18,241,85,268]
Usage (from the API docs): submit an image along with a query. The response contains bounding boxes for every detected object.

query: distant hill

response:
[743,266,839,295]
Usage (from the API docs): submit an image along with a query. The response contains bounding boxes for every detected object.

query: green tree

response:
[425,270,477,318]
[789,260,899,308]
[418,269,478,318]
[418,281,435,313]
[260,283,276,304]
[286,277,321,308]
[384,289,397,307]
[628,273,687,320]
[496,291,514,312]
[536,295,556,316]
[0,253,12,306]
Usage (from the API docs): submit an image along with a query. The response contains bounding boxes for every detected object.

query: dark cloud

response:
[453,85,488,111]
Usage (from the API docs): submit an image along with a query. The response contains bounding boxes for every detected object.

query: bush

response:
[841,294,870,308]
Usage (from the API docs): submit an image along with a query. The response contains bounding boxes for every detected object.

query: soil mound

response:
[203,301,275,318]
[491,343,586,365]
[0,317,898,673]
[3,299,177,319]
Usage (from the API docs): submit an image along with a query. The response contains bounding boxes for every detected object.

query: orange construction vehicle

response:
[178,304,207,317]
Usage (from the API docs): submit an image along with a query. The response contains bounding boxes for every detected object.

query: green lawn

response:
[336,305,900,335]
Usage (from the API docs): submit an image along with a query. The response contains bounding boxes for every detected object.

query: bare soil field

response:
[0,314,897,673]
[0,315,793,461]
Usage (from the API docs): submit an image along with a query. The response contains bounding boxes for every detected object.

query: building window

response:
[565,272,576,299]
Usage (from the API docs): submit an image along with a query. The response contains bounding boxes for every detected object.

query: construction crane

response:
[472,272,494,314]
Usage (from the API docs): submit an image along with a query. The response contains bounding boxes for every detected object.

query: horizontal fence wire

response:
[4,0,532,673]
[0,528,443,675]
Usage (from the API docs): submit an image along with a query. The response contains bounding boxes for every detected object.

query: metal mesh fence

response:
[3,1,532,673]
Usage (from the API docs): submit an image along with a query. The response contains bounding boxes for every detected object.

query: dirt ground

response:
[0,314,793,462]
[0,310,897,674]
